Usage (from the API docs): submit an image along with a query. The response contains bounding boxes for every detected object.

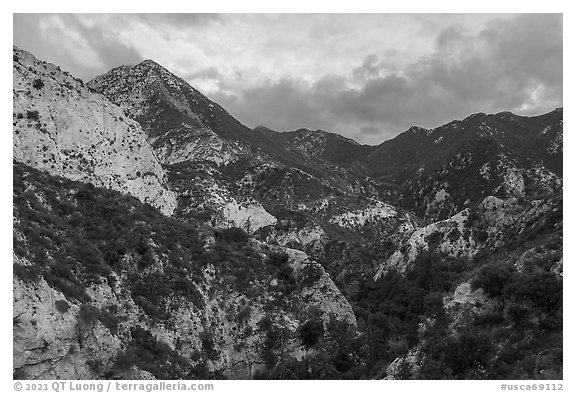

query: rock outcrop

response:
[13,47,176,215]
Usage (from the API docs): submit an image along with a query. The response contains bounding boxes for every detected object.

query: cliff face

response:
[87,60,251,168]
[13,47,177,215]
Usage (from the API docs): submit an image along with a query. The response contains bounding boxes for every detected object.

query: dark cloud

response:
[213,78,336,132]
[13,14,562,144]
[213,14,562,144]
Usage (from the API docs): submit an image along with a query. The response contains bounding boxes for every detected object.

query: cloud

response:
[13,14,222,81]
[14,14,143,80]
[134,13,221,28]
[212,14,562,144]
[13,14,562,144]
[214,78,334,131]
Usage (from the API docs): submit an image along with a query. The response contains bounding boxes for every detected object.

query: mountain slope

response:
[14,49,563,381]
[257,127,374,168]
[88,59,406,244]
[13,47,176,215]
[13,161,356,379]
[353,110,563,220]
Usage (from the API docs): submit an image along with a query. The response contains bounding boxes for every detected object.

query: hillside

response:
[13,47,563,380]
[12,47,176,215]
[13,161,356,379]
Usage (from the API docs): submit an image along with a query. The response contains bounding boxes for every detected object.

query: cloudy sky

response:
[13,13,562,144]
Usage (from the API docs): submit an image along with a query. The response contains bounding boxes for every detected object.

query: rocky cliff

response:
[13,47,176,215]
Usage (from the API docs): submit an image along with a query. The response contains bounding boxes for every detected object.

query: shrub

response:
[78,304,100,324]
[32,79,45,89]
[299,263,323,288]
[267,251,289,267]
[425,231,444,249]
[298,319,325,348]
[26,110,40,121]
[112,327,193,379]
[215,227,249,243]
[55,299,70,313]
[448,227,461,242]
[471,262,515,298]
[237,305,252,324]
[200,331,219,360]
[98,309,120,335]
[267,251,295,289]
[476,230,489,242]
[509,272,562,312]
[13,264,42,283]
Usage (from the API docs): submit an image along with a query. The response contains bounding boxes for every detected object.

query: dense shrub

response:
[26,110,40,121]
[299,263,323,288]
[267,251,296,290]
[111,327,195,379]
[13,162,208,322]
[215,227,249,243]
[32,78,45,89]
[425,231,444,249]
[471,262,515,298]
[509,272,562,312]
[236,305,252,324]
[13,264,42,283]
[55,299,70,313]
[298,319,325,348]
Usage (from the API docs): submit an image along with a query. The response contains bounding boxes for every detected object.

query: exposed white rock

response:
[480,162,491,180]
[223,200,277,233]
[274,225,325,247]
[153,124,243,166]
[283,248,357,326]
[443,283,487,308]
[502,168,525,197]
[434,189,449,203]
[375,209,477,278]
[14,239,357,380]
[548,131,563,154]
[13,47,176,215]
[330,201,397,229]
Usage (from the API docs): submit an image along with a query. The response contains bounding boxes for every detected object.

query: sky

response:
[13,13,563,144]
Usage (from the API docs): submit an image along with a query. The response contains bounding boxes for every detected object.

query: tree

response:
[299,319,325,348]
[472,262,515,298]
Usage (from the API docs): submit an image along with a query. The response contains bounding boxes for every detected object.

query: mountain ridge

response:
[13,47,563,381]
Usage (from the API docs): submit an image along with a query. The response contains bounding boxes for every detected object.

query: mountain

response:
[12,48,359,380]
[358,111,562,220]
[13,161,356,379]
[258,126,374,168]
[14,48,563,380]
[12,47,176,215]
[88,59,408,248]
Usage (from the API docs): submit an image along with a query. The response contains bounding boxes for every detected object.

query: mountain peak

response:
[406,125,430,135]
[133,58,166,72]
